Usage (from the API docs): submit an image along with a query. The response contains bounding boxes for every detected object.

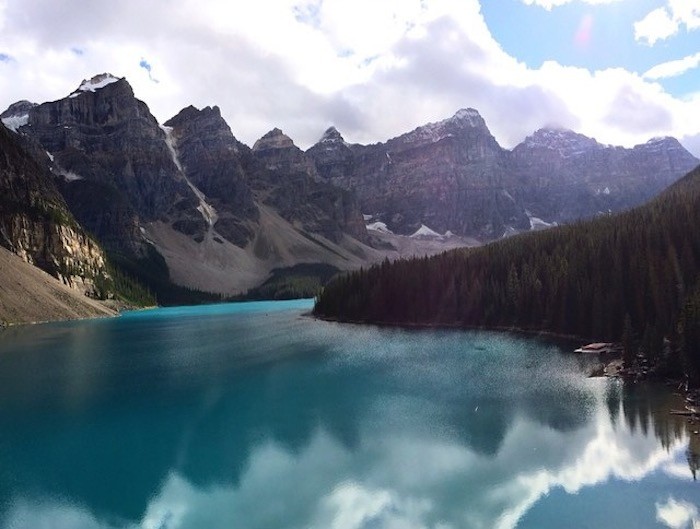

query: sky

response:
[0,0,699,155]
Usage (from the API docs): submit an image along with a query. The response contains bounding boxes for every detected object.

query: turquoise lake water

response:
[0,299,697,529]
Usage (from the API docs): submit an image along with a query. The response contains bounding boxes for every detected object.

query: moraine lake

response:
[0,299,697,529]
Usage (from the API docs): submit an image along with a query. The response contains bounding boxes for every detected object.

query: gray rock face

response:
[307,113,699,239]
[164,105,258,246]
[16,74,204,256]
[510,129,700,223]
[251,128,368,244]
[0,123,108,295]
[308,109,530,239]
[0,100,37,127]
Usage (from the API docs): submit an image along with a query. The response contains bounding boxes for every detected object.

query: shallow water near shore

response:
[0,299,697,529]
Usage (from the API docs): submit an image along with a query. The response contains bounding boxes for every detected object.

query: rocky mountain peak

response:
[638,136,683,151]
[165,105,225,130]
[449,108,486,127]
[1,100,37,119]
[401,108,491,147]
[71,73,123,95]
[165,105,202,124]
[319,126,346,144]
[632,136,699,166]
[519,127,601,157]
[252,128,296,151]
[1,100,36,132]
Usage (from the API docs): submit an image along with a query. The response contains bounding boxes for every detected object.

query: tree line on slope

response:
[314,166,700,385]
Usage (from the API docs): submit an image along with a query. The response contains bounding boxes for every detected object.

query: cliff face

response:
[163,108,368,247]
[251,128,368,244]
[308,109,530,239]
[18,74,204,257]
[308,113,699,239]
[163,105,258,247]
[0,123,108,296]
[510,129,700,223]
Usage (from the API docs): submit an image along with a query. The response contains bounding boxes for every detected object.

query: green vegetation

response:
[109,245,221,306]
[315,165,700,385]
[93,263,156,307]
[237,263,340,300]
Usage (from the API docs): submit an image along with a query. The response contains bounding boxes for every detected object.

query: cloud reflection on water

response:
[2,389,695,529]
[0,306,698,529]
[132,397,688,528]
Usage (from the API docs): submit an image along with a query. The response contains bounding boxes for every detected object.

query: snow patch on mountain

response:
[74,73,121,94]
[409,224,454,241]
[1,113,28,132]
[367,222,393,234]
[57,169,84,182]
[527,213,557,231]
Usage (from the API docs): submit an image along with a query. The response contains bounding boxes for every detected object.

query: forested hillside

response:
[314,165,700,384]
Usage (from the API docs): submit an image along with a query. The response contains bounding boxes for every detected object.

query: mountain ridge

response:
[2,72,697,300]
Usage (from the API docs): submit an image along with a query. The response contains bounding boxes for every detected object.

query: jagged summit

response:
[70,73,123,97]
[1,100,37,119]
[401,108,489,146]
[640,136,682,148]
[1,100,36,132]
[450,108,485,126]
[319,126,345,143]
[165,105,225,129]
[519,127,601,157]
[252,128,295,151]
[635,136,697,162]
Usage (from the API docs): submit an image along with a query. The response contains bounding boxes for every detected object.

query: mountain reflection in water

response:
[0,300,696,529]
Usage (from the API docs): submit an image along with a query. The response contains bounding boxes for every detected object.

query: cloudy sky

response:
[0,0,699,155]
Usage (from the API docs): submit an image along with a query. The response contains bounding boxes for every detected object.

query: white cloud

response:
[0,0,698,156]
[635,0,700,45]
[634,7,681,45]
[519,0,622,9]
[656,497,700,529]
[644,52,700,80]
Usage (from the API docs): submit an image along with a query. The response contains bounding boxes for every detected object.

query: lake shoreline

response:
[310,313,587,346]
[310,312,700,396]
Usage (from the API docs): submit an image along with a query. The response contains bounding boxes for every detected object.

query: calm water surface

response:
[0,300,697,529]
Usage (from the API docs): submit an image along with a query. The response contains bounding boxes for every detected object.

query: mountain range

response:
[1,73,697,308]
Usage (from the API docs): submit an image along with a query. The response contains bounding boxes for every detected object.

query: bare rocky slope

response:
[3,74,697,300]
[0,245,115,324]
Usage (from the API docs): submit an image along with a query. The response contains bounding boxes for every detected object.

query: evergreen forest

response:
[314,165,700,385]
